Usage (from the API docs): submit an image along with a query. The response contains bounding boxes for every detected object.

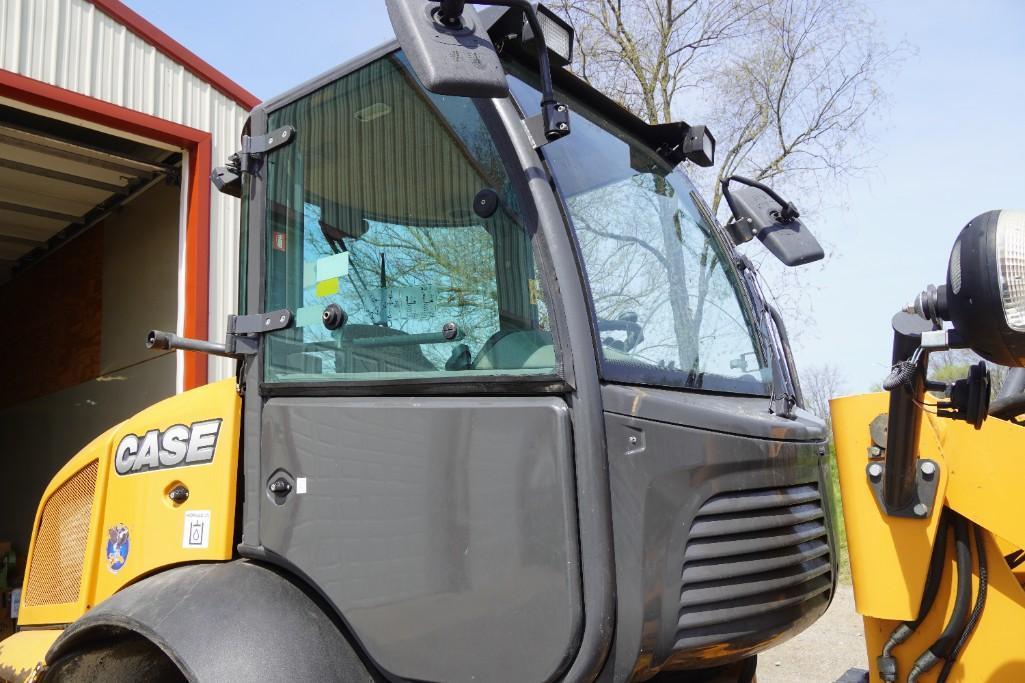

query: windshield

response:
[260,54,556,383]
[510,76,771,396]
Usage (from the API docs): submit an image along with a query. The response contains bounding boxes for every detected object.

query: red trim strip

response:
[182,138,212,389]
[88,0,260,111]
[1,68,212,389]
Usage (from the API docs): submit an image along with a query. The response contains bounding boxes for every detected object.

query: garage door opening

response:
[0,103,183,552]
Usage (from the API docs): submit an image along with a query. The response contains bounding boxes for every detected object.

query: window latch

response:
[146,309,293,359]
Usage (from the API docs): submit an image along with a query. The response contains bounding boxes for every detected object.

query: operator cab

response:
[204,3,836,680]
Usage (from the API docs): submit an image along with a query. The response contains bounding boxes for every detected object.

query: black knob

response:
[322,303,347,330]
[168,484,189,503]
[473,188,499,219]
[269,478,292,495]
[442,321,459,340]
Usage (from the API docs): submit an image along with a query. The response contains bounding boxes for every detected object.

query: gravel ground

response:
[757,585,868,683]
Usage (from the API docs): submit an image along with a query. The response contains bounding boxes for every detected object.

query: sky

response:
[124,0,1025,393]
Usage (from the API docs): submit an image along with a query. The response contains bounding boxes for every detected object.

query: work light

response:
[945,209,1025,367]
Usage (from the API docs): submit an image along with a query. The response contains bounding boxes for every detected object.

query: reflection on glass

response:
[511,76,771,396]
[260,54,555,383]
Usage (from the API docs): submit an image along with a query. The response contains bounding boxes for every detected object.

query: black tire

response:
[43,634,185,683]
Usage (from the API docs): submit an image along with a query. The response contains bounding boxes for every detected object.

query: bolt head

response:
[913,503,928,517]
[867,462,883,480]
[869,446,882,457]
[920,461,937,478]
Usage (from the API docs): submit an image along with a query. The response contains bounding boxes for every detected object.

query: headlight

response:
[945,210,1025,367]
[995,210,1025,331]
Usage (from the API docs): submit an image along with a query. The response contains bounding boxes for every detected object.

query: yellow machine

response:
[833,209,1025,682]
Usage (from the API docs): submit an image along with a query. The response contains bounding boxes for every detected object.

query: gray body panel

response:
[259,396,581,682]
[601,384,834,680]
[46,561,373,682]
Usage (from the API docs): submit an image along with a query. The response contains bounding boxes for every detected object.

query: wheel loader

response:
[0,2,840,681]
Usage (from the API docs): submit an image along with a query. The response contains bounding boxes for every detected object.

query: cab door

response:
[243,53,581,683]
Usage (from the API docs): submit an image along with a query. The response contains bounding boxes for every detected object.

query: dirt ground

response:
[758,585,868,683]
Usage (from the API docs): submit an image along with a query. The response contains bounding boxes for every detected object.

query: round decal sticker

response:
[106,523,130,573]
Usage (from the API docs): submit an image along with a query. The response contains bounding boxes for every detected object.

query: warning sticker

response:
[182,510,211,549]
[369,286,439,320]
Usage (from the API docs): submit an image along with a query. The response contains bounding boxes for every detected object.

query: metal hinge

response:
[226,309,293,356]
[239,125,296,174]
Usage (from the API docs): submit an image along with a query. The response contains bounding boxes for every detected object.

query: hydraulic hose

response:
[907,514,973,682]
[937,523,989,683]
[876,510,951,682]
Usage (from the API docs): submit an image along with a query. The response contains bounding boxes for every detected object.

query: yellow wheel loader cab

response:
[2,3,840,682]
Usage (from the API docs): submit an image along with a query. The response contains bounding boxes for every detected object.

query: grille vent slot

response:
[675,483,832,652]
[24,460,98,607]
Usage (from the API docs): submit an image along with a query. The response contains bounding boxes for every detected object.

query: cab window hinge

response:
[239,125,296,174]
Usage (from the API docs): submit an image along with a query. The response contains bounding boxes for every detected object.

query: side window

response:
[262,54,555,383]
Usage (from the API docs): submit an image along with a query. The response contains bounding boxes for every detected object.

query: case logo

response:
[114,419,222,476]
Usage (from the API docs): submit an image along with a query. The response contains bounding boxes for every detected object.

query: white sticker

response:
[296,477,307,495]
[182,510,211,549]
[295,306,322,328]
[316,252,349,281]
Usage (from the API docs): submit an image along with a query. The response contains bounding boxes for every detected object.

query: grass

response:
[824,444,852,584]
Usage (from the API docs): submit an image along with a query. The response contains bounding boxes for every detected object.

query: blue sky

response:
[125,0,1025,392]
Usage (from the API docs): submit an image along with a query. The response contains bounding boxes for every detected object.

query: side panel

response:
[258,396,581,683]
[18,379,242,627]
[94,379,241,600]
[602,385,835,680]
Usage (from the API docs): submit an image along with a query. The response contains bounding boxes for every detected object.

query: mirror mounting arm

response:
[474,0,570,140]
[722,175,799,222]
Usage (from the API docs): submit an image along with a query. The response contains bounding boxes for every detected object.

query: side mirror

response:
[385,0,509,99]
[722,175,824,267]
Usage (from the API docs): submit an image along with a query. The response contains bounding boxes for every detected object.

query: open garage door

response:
[0,103,183,555]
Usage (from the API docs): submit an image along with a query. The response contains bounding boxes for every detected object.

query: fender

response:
[43,561,374,682]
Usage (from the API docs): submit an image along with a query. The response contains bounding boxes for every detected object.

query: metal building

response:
[0,0,256,553]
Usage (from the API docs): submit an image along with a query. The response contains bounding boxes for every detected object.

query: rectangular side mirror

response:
[385,0,510,99]
[724,181,824,267]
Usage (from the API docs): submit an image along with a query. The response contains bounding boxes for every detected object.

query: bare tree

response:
[802,363,846,436]
[554,0,898,214]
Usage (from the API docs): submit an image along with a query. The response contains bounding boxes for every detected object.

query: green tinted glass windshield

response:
[261,54,556,383]
[510,77,771,396]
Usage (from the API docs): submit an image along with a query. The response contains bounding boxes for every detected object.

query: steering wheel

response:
[597,313,644,352]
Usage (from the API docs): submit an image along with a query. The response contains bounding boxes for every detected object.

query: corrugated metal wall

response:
[0,0,248,382]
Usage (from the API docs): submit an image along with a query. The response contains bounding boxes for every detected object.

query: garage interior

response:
[0,102,183,554]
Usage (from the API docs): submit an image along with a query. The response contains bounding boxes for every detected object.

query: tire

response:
[43,634,185,683]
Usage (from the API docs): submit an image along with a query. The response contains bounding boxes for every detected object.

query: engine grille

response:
[24,460,98,607]
[675,483,832,652]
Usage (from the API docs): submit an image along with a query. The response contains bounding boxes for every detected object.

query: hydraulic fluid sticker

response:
[182,510,211,549]
[114,419,222,476]
[106,523,130,573]
[368,286,438,320]
[295,306,322,328]
[272,232,287,252]
[315,278,340,297]
[303,261,316,288]
[316,252,349,281]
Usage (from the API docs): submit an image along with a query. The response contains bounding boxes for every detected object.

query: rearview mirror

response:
[722,176,824,267]
[385,0,510,99]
